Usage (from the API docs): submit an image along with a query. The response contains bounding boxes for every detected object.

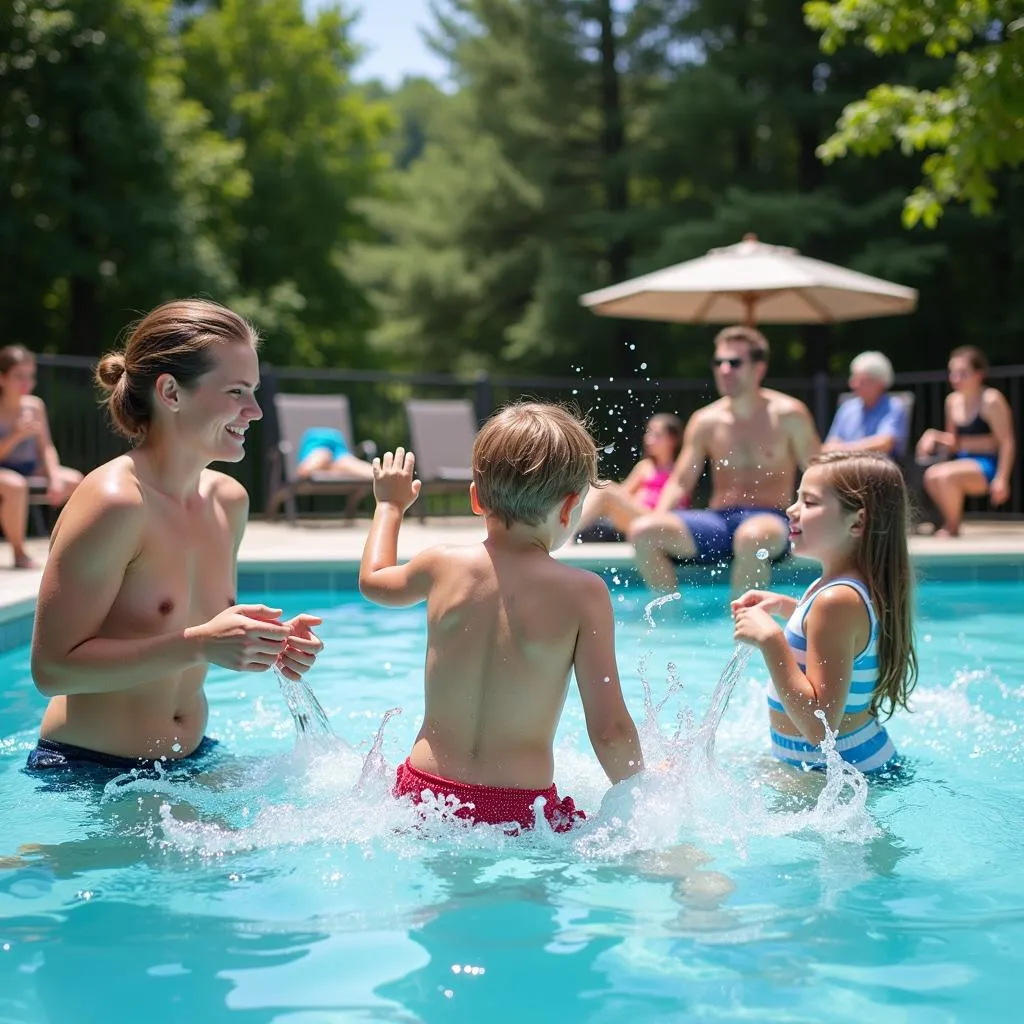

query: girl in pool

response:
[575,412,688,536]
[915,345,1015,537]
[731,452,918,774]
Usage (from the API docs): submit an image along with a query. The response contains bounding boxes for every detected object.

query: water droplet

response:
[171,742,182,753]
[603,676,611,683]
[629,343,635,350]
[603,444,615,453]
[756,548,770,561]
[640,362,647,370]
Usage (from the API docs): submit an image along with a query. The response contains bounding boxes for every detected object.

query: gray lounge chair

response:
[266,393,376,525]
[404,399,477,520]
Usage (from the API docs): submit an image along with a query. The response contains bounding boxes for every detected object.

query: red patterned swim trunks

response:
[393,758,585,833]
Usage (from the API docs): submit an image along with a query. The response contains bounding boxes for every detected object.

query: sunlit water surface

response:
[1,578,1022,1023]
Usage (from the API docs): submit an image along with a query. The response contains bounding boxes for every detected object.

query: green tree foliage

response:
[806,0,1024,227]
[0,0,391,364]
[178,0,393,366]
[359,0,1024,376]
[354,0,674,378]
[0,0,246,354]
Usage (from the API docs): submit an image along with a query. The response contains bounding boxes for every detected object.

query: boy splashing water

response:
[359,402,644,832]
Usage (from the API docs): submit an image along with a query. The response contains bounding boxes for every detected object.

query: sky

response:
[311,0,448,87]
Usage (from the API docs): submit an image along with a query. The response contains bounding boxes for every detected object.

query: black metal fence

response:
[35,355,1024,519]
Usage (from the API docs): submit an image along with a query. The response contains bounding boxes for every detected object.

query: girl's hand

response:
[731,589,783,616]
[732,606,783,649]
[372,447,421,512]
[276,613,324,682]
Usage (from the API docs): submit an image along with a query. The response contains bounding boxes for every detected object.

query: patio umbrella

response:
[579,234,918,326]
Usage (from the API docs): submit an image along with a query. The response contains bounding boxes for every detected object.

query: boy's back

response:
[415,539,616,788]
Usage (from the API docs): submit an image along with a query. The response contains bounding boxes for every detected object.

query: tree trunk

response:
[597,0,633,377]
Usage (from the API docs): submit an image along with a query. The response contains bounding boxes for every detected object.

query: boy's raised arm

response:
[358,448,434,607]
[573,574,644,784]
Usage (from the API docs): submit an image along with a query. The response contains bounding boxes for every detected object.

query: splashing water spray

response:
[692,547,771,765]
[274,665,343,751]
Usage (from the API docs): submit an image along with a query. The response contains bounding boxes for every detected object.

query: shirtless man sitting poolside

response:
[359,403,644,832]
[628,326,820,594]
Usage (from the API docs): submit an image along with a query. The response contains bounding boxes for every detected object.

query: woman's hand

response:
[276,613,324,681]
[16,408,42,442]
[186,604,291,672]
[916,428,954,459]
[732,605,783,649]
[372,447,421,512]
[990,476,1011,506]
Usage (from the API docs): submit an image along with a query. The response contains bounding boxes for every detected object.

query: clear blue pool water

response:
[1,577,1022,1023]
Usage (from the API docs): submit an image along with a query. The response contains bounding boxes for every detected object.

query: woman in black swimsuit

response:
[0,346,82,567]
[915,346,1016,536]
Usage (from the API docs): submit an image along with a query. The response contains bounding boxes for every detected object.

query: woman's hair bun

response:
[95,352,127,391]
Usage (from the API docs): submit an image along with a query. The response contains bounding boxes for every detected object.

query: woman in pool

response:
[0,345,83,568]
[731,452,918,774]
[915,345,1015,537]
[27,299,323,781]
[575,412,688,536]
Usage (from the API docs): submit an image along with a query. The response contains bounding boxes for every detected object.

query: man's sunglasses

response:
[711,353,764,370]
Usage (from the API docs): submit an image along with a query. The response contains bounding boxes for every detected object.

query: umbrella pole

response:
[741,293,757,326]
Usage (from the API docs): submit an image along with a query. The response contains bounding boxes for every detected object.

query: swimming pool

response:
[1,576,1022,1023]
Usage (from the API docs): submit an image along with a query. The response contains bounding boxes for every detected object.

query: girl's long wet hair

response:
[809,451,918,718]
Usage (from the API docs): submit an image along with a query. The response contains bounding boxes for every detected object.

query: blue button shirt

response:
[825,394,908,459]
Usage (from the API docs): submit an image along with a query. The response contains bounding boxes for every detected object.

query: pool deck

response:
[1,517,1022,627]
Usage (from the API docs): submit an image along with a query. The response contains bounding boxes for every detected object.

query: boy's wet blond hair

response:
[472,402,600,528]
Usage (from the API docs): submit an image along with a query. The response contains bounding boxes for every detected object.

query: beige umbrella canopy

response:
[579,234,918,326]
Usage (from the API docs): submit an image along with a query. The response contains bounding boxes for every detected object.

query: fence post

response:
[812,371,831,438]
[259,363,279,515]
[473,371,494,425]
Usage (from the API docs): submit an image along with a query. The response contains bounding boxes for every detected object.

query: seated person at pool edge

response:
[629,325,820,595]
[0,345,83,569]
[575,413,688,537]
[359,403,644,832]
[296,426,373,480]
[26,299,323,779]
[915,345,1015,537]
[822,351,907,459]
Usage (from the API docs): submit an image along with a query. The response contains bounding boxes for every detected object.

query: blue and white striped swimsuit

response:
[767,577,897,774]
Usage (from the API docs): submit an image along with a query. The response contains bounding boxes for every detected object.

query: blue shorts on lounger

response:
[674,506,790,564]
[297,428,350,464]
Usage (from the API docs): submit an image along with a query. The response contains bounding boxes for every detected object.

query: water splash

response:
[642,591,681,628]
[694,643,752,767]
[356,706,402,793]
[274,666,341,751]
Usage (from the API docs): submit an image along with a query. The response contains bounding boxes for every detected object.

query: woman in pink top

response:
[576,413,687,537]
